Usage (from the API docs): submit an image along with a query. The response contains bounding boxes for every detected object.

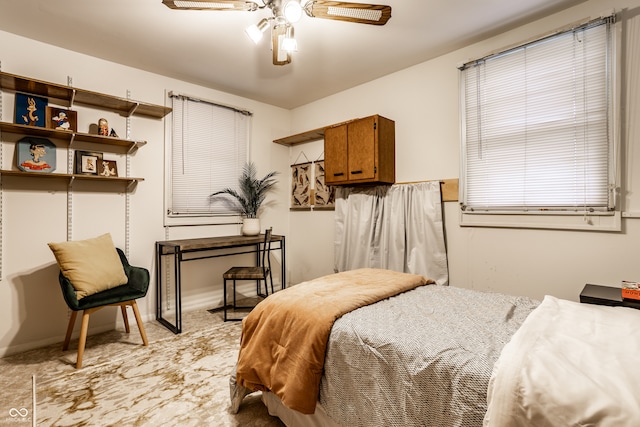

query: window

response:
[165,93,250,225]
[459,16,618,229]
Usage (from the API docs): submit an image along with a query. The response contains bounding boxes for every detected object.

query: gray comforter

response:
[319,285,539,427]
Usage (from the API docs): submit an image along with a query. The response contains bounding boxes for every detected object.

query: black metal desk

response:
[155,234,285,333]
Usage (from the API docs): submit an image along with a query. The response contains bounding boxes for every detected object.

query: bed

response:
[230,269,640,427]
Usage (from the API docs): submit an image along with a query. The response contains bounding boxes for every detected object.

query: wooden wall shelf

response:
[0,169,143,186]
[0,121,146,151]
[273,120,359,146]
[0,71,171,119]
[273,127,326,146]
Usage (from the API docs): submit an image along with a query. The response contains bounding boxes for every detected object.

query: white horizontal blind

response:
[461,17,615,213]
[169,95,249,216]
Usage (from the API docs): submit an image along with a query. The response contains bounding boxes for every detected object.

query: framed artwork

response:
[16,137,56,173]
[74,151,103,175]
[291,162,311,210]
[99,160,118,177]
[46,106,78,132]
[314,161,335,209]
[15,93,47,127]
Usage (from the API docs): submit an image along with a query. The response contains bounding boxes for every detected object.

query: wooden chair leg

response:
[63,311,78,351]
[76,310,92,369]
[130,301,149,346]
[120,304,131,333]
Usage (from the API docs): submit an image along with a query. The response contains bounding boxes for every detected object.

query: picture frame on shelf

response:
[15,93,48,127]
[74,151,103,175]
[99,160,118,177]
[16,137,56,173]
[46,106,77,132]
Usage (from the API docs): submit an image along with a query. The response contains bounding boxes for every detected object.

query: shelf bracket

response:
[69,89,76,109]
[127,102,139,118]
[126,142,138,155]
[67,76,75,108]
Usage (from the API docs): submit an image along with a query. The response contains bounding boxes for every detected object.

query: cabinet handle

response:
[333,172,344,176]
[351,170,363,175]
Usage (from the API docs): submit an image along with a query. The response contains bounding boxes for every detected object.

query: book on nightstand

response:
[580,284,640,310]
[622,281,640,301]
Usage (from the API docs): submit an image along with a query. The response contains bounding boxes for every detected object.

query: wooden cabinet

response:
[324,115,395,185]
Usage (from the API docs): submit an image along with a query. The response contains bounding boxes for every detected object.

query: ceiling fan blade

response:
[162,0,258,11]
[305,1,391,25]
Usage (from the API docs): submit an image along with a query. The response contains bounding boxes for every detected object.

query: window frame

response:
[163,92,251,227]
[458,16,621,231]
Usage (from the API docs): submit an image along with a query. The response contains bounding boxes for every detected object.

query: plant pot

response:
[241,218,261,236]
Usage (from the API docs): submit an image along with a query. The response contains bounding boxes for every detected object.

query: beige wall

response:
[0,31,292,356]
[2,0,640,356]
[286,0,640,300]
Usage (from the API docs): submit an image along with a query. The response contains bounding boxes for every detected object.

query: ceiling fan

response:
[162,0,392,66]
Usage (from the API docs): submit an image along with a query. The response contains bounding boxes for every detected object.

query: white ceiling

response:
[0,0,586,109]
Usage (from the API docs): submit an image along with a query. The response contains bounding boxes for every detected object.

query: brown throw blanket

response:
[235,268,431,414]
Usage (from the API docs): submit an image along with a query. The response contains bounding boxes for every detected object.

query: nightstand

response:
[580,284,640,310]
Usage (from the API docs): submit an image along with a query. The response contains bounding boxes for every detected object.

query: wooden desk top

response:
[157,234,284,253]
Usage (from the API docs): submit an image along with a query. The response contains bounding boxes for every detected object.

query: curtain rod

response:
[458,13,616,70]
[168,91,252,116]
[396,179,457,185]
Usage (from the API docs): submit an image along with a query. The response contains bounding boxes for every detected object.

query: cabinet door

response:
[324,124,348,184]
[347,116,376,181]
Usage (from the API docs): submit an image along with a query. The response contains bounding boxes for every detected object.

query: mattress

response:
[314,285,539,427]
[249,284,538,426]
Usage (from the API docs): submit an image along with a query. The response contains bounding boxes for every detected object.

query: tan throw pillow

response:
[48,233,128,300]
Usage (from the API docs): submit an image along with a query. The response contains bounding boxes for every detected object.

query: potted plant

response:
[210,162,279,236]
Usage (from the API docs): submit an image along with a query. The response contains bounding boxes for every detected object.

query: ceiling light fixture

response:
[245,18,270,44]
[283,0,303,23]
[163,0,392,66]
[281,25,298,52]
[272,22,291,65]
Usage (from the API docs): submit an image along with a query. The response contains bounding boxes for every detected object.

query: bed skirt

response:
[262,391,340,427]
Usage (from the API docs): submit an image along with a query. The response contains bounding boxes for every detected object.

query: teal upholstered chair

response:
[58,248,150,368]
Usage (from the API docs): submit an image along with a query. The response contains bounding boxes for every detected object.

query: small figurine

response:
[109,128,119,138]
[98,118,109,136]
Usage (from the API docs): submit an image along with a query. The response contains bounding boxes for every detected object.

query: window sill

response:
[164,214,240,227]
[459,211,621,232]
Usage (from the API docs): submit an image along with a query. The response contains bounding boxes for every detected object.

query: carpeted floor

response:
[0,309,284,426]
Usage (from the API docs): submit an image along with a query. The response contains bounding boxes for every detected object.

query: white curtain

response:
[334,182,449,285]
